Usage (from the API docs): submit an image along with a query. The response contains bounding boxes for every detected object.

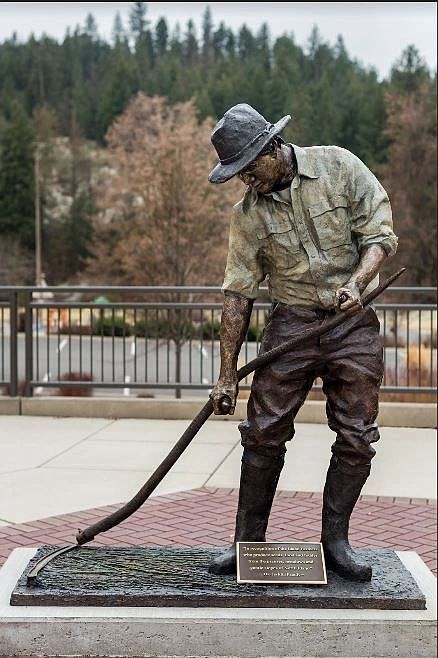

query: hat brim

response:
[208,114,292,184]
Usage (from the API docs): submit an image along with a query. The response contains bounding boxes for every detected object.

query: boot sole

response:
[208,562,236,575]
[324,555,372,582]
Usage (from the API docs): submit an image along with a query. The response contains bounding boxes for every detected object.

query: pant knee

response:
[239,420,290,459]
[331,424,380,466]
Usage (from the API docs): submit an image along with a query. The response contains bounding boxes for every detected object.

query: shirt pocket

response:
[308,194,351,250]
[256,215,300,268]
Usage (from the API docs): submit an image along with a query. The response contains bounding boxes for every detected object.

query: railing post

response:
[24,292,33,397]
[9,291,18,397]
[175,307,182,399]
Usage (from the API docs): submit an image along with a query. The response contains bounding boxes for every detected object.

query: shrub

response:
[199,319,221,340]
[247,324,263,342]
[59,324,93,335]
[0,379,27,396]
[133,316,168,338]
[92,316,132,336]
[55,371,93,396]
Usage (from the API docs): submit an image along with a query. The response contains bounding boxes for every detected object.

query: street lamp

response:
[34,142,42,287]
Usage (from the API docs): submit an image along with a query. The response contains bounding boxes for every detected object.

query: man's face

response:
[238,141,281,194]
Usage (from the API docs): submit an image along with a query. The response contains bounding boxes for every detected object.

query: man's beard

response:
[270,180,292,192]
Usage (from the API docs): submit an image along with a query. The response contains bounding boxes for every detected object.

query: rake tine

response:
[26,544,79,586]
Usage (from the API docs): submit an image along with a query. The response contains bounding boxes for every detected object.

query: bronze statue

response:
[208,103,398,581]
[23,104,400,587]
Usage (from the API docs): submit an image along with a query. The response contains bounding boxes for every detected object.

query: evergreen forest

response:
[0,3,436,285]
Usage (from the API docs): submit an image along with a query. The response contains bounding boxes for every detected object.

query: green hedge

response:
[83,316,264,341]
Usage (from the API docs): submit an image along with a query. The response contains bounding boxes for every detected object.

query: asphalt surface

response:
[1,333,437,396]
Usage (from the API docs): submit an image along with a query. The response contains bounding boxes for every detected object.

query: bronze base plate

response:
[11,546,425,609]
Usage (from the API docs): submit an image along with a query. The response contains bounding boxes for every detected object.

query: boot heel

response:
[209,545,236,575]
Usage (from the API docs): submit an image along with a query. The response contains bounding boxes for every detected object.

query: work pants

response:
[239,304,384,467]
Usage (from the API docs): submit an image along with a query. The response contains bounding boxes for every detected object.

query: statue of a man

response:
[207,104,398,581]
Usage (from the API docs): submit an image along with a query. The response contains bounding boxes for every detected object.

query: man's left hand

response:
[335,282,363,312]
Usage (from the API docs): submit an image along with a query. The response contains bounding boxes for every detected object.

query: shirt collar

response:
[265,187,291,205]
[290,144,319,180]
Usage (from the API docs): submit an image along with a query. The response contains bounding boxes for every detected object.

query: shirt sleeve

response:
[347,153,398,257]
[221,203,265,299]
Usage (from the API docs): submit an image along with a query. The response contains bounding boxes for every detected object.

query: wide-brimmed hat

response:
[208,103,291,184]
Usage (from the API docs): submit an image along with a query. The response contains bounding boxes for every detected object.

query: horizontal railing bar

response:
[385,287,437,293]
[0,286,226,294]
[28,302,249,310]
[30,381,227,390]
[31,381,437,394]
[23,301,438,311]
[374,303,437,310]
[0,285,436,294]
[379,387,437,393]
[314,385,436,394]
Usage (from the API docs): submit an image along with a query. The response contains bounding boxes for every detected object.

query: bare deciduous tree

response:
[379,83,437,285]
[86,94,241,395]
[87,93,240,286]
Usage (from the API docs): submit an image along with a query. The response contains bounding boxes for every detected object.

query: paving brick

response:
[0,488,435,576]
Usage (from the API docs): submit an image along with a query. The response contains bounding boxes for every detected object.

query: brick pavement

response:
[0,488,436,575]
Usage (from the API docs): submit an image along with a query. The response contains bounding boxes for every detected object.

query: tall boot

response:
[209,448,284,575]
[321,455,372,582]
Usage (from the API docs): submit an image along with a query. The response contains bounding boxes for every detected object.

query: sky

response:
[0,2,436,80]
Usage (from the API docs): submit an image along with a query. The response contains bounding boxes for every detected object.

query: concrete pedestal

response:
[0,548,436,658]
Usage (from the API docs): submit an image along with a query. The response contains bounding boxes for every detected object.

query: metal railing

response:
[0,286,436,397]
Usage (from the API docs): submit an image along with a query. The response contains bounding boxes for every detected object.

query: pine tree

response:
[129,2,149,41]
[225,29,236,59]
[202,6,213,65]
[390,45,429,93]
[170,23,182,56]
[112,12,126,45]
[65,187,95,277]
[155,17,168,56]
[98,53,137,140]
[0,102,35,248]
[212,22,227,59]
[129,2,154,85]
[84,13,98,41]
[183,20,198,66]
[238,25,256,60]
[256,23,270,72]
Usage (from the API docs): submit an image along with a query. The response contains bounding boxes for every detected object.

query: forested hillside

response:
[0,3,436,285]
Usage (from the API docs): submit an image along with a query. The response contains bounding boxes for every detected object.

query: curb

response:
[0,396,434,427]
[0,398,20,415]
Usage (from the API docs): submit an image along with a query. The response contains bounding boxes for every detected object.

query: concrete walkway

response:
[0,416,436,525]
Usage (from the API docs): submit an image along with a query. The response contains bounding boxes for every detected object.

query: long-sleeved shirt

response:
[222,144,398,308]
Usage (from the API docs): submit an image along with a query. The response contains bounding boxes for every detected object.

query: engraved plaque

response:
[237,541,327,584]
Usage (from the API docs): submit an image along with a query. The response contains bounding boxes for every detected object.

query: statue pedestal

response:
[9,545,427,609]
[0,547,436,657]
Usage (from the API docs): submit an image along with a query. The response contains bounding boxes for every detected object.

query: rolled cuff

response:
[357,234,398,258]
[221,281,259,299]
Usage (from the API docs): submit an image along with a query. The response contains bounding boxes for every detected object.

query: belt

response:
[273,301,337,321]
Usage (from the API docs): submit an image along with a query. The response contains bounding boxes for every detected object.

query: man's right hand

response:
[209,375,239,415]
